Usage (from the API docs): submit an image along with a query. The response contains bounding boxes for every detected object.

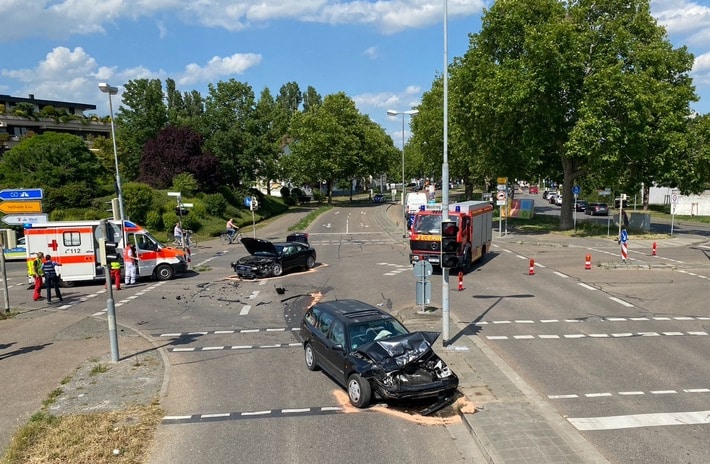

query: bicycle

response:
[173,230,196,247]
[220,229,243,245]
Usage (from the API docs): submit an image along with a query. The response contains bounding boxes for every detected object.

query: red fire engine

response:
[409,200,493,272]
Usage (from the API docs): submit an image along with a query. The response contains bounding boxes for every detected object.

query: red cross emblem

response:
[48,239,59,251]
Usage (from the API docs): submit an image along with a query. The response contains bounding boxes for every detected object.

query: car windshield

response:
[348,319,409,350]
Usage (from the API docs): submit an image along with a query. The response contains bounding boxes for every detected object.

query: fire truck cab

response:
[409,200,493,272]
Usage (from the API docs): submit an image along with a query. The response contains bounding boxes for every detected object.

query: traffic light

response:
[440,220,459,268]
[98,238,120,266]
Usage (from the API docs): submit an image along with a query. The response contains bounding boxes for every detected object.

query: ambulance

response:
[24,220,189,283]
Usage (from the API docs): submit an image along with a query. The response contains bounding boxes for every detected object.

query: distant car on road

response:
[585,203,609,216]
[300,299,459,408]
[2,236,26,261]
[574,200,589,212]
[529,185,539,194]
[555,195,563,206]
[373,193,385,203]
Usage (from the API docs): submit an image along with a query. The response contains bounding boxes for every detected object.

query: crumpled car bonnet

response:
[356,331,440,369]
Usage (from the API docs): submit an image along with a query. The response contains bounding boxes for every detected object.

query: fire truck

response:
[24,220,189,283]
[409,200,494,272]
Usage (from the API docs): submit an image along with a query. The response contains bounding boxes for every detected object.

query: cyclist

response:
[226,218,238,243]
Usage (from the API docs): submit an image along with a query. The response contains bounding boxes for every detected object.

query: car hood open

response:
[356,331,440,370]
[241,237,278,256]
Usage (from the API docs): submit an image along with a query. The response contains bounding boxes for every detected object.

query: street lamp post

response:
[98,82,127,249]
[387,109,419,237]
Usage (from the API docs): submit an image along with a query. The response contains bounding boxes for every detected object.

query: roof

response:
[313,299,394,324]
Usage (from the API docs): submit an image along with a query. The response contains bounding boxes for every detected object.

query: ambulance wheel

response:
[155,264,174,281]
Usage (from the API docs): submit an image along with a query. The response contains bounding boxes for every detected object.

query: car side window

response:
[318,312,334,336]
[304,307,319,328]
[328,320,345,346]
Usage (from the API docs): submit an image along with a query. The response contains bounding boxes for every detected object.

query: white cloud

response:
[652,1,710,36]
[178,53,262,85]
[0,1,487,41]
[363,46,379,59]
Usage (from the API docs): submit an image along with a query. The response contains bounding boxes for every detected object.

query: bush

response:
[203,193,227,216]
[145,210,164,231]
[171,173,198,197]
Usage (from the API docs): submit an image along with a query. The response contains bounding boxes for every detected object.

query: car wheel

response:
[272,263,283,277]
[304,343,319,371]
[305,256,316,269]
[155,264,174,281]
[347,374,372,408]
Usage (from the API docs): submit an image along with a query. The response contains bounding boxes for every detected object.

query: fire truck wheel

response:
[464,250,472,273]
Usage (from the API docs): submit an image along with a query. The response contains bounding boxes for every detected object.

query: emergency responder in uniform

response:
[105,253,122,290]
[30,252,45,301]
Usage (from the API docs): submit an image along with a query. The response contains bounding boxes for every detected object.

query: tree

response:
[116,79,169,181]
[449,0,696,229]
[0,132,102,209]
[202,79,257,188]
[139,126,222,191]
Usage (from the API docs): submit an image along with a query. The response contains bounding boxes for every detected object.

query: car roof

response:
[311,299,394,324]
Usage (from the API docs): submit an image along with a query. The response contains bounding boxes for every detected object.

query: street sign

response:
[497,177,508,185]
[620,229,628,243]
[496,191,507,201]
[573,185,581,196]
[0,200,42,214]
[1,213,48,225]
[413,260,433,278]
[0,188,43,200]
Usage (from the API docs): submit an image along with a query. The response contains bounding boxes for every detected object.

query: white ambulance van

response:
[24,220,188,283]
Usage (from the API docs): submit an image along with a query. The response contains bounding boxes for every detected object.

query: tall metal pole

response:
[401,113,406,237]
[99,83,127,249]
[442,0,451,345]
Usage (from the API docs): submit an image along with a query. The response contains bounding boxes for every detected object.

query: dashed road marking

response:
[155,328,300,337]
[485,331,707,340]
[163,405,344,424]
[549,388,709,400]
[167,342,301,352]
[467,315,709,326]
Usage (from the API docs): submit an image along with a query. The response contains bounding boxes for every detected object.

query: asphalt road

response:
[2,198,707,463]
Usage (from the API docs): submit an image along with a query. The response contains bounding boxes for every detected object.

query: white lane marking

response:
[239,304,251,316]
[568,410,710,431]
[249,291,260,299]
[609,297,634,307]
[585,393,612,398]
[618,391,645,396]
[549,394,578,399]
[578,283,597,291]
[553,271,569,278]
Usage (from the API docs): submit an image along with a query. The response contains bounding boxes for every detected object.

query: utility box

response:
[629,212,651,232]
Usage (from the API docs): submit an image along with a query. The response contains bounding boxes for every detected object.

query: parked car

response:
[585,203,609,216]
[231,237,316,278]
[574,200,589,212]
[2,236,26,261]
[373,193,385,203]
[300,299,459,408]
[529,185,539,194]
[548,192,558,204]
[555,195,563,206]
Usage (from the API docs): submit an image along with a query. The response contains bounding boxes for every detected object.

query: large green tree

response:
[0,132,102,209]
[116,79,169,181]
[449,0,696,229]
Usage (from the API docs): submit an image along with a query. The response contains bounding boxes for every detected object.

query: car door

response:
[280,244,304,272]
[321,320,348,385]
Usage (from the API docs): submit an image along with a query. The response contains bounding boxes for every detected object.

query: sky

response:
[1,0,710,148]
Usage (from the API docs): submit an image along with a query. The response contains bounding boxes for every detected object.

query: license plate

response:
[429,257,440,263]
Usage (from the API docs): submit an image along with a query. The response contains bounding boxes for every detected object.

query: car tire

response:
[347,374,372,408]
[304,343,319,371]
[305,256,316,269]
[272,263,283,277]
[155,264,174,281]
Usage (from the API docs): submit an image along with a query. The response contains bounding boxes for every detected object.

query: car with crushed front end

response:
[300,299,459,408]
[231,237,316,279]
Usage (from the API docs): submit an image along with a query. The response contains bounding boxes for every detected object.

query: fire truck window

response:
[415,215,441,234]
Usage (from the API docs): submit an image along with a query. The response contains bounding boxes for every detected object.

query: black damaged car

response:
[300,299,459,408]
[231,237,316,279]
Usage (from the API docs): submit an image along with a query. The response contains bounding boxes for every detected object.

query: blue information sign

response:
[0,188,44,200]
[620,229,628,243]
[572,185,581,196]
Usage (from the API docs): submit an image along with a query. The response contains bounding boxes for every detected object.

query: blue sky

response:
[1,0,709,147]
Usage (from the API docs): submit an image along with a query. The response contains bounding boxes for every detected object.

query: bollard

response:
[458,271,464,291]
[585,254,592,270]
[621,242,628,262]
[652,242,657,256]
[529,259,535,275]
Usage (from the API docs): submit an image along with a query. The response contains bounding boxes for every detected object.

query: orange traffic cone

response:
[529,259,535,275]
[652,242,657,256]
[585,254,592,270]
[458,271,464,291]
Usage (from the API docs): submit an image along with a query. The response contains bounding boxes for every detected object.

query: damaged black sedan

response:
[231,237,316,279]
[300,299,458,408]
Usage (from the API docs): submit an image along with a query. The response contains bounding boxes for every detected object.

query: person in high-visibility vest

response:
[109,259,122,290]
[29,252,45,301]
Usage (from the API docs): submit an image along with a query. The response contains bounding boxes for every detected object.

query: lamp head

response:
[98,82,118,95]
[386,110,398,117]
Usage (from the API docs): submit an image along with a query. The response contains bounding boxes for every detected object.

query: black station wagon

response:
[300,299,459,408]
